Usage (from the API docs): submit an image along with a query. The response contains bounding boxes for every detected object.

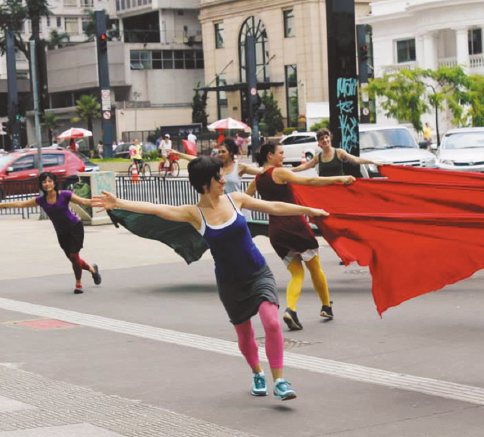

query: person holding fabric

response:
[93,156,331,400]
[246,142,354,331]
[292,128,377,176]
[0,172,101,294]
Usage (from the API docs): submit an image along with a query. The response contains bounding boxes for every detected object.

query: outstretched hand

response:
[337,175,356,185]
[306,207,329,217]
[92,191,117,212]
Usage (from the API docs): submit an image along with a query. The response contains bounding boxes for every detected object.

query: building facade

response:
[359,0,484,132]
[199,0,372,129]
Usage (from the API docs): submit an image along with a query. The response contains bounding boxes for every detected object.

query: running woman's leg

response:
[258,301,284,380]
[286,257,305,311]
[305,254,330,306]
[234,319,262,373]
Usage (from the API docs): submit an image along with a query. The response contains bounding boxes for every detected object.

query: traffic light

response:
[98,33,108,54]
[360,44,369,62]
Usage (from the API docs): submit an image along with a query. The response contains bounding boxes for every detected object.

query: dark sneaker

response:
[283,308,303,331]
[273,378,297,401]
[251,372,268,396]
[320,302,333,319]
[74,288,83,294]
[91,264,102,285]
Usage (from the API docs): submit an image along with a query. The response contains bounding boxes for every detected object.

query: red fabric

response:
[217,132,225,145]
[182,139,197,156]
[380,164,484,185]
[291,178,484,315]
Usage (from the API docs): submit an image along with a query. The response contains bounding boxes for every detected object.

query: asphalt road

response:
[0,216,484,437]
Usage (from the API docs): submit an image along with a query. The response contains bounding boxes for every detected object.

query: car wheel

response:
[305,152,314,162]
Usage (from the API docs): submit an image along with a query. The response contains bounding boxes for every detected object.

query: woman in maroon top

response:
[247,143,354,330]
[0,172,101,294]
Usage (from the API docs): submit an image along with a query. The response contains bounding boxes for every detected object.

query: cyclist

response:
[130,139,144,173]
[158,134,172,165]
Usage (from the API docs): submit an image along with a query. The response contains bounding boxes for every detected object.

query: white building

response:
[360,0,484,135]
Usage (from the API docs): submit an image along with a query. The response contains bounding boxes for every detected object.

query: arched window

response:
[239,16,270,83]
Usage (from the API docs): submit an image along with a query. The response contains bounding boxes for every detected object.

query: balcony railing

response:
[124,28,202,45]
[438,57,457,68]
[381,61,417,75]
[470,53,484,68]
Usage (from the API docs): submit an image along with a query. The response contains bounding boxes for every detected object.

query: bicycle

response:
[158,152,180,178]
[128,159,152,177]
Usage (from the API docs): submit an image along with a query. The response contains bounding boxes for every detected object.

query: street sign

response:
[102,110,111,120]
[362,107,370,116]
[250,87,257,96]
[101,89,111,110]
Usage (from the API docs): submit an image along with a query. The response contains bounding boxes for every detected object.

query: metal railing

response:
[0,180,40,218]
[1,175,268,221]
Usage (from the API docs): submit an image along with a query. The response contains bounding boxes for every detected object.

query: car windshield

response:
[442,132,484,150]
[0,154,14,170]
[360,129,417,151]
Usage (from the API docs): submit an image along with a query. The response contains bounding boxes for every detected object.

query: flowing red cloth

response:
[380,164,484,186]
[182,139,197,156]
[292,178,484,315]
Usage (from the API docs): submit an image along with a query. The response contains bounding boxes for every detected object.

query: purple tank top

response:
[35,191,80,234]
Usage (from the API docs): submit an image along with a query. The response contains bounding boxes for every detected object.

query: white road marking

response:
[0,297,483,406]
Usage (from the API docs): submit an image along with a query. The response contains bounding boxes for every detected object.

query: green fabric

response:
[107,211,321,264]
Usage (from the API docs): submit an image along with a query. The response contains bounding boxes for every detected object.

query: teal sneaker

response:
[251,372,268,396]
[273,378,297,401]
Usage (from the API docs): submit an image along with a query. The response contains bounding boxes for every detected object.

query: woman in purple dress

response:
[0,172,101,294]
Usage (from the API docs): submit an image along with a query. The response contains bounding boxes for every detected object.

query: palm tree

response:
[47,29,70,50]
[71,95,101,152]
[41,112,60,144]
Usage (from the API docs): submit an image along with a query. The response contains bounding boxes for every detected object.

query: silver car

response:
[359,125,436,177]
[436,127,484,172]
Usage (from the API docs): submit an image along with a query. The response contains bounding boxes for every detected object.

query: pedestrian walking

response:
[0,172,101,294]
[247,142,354,330]
[93,156,330,400]
[423,123,433,150]
[97,141,104,159]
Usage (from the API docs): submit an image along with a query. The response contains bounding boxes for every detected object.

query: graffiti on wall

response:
[336,77,358,153]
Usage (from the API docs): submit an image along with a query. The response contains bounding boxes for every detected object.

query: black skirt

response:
[217,264,279,325]
[57,221,84,256]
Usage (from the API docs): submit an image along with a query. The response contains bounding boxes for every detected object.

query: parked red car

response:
[0,149,85,200]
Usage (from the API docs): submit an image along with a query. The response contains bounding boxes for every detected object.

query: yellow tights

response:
[286,255,330,311]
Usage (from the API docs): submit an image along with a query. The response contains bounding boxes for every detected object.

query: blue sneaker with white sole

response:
[251,372,268,396]
[273,378,297,401]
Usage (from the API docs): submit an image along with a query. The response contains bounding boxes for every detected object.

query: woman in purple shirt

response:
[0,172,101,294]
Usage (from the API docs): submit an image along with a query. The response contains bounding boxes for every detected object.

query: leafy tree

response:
[191,83,208,128]
[260,92,284,136]
[41,112,60,144]
[46,29,70,50]
[310,119,330,132]
[83,9,97,42]
[71,95,101,152]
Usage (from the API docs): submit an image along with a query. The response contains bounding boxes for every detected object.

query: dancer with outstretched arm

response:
[93,156,329,401]
[0,172,101,294]
[247,142,354,331]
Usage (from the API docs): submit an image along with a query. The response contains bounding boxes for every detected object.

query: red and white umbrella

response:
[207,117,251,132]
[57,127,93,142]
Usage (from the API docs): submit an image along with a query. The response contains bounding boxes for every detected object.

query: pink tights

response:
[67,253,91,282]
[234,301,284,370]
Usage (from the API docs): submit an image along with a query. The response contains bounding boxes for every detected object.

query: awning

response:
[196,81,284,92]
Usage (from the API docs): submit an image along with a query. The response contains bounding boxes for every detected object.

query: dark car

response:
[0,149,85,200]
[114,142,158,159]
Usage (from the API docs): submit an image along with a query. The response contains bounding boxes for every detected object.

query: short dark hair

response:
[188,156,224,194]
[316,128,332,141]
[255,142,278,166]
[221,138,238,159]
[39,172,59,197]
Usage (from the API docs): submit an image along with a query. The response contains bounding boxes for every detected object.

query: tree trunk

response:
[88,117,94,152]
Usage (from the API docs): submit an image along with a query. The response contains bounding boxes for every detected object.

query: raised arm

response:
[291,154,318,173]
[338,149,377,166]
[237,162,261,176]
[92,191,200,228]
[273,167,355,186]
[232,192,328,217]
[0,198,37,209]
[245,179,257,197]
[171,150,196,162]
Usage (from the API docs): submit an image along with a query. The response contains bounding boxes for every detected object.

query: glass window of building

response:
[63,0,77,7]
[130,50,151,69]
[239,16,270,83]
[57,17,62,27]
[65,17,79,34]
[396,39,416,63]
[80,0,93,6]
[469,28,483,55]
[47,16,50,27]
[152,50,162,69]
[283,9,295,38]
[285,65,298,127]
[215,23,225,49]
[217,73,228,119]
[162,50,173,69]
[81,17,90,32]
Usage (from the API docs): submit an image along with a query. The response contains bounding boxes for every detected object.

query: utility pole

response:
[6,30,21,150]
[246,33,260,161]
[133,90,141,134]
[325,0,360,177]
[95,10,113,157]
[30,40,43,174]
